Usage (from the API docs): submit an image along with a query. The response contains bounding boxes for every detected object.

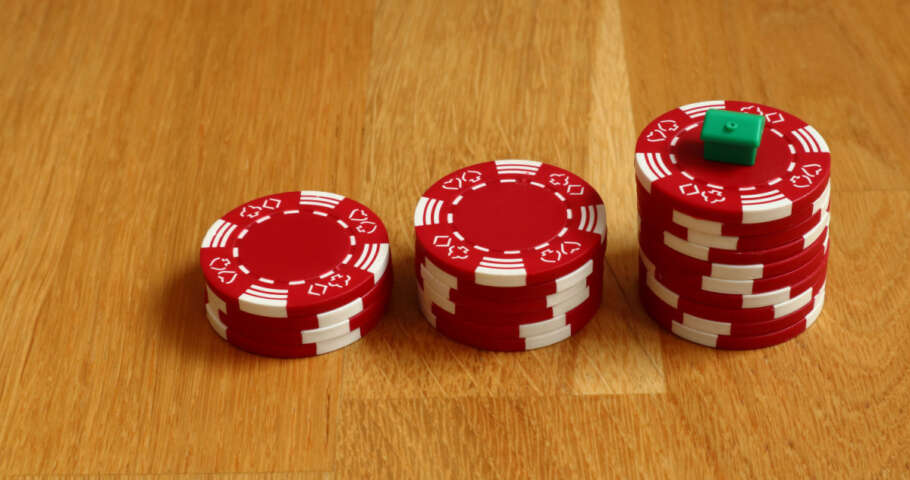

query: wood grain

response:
[0,0,908,477]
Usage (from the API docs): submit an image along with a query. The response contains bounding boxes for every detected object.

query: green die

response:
[700,109,765,166]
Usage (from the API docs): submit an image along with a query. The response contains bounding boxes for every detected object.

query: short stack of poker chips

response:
[635,100,830,349]
[200,191,391,358]
[413,160,607,351]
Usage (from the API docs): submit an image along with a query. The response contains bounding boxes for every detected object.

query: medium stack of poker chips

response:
[635,101,830,349]
[413,160,607,351]
[200,191,391,357]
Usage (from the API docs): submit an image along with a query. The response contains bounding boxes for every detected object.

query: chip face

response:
[636,100,831,225]
[414,160,606,287]
[200,191,390,318]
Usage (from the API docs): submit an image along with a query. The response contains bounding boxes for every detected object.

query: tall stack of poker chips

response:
[200,191,392,358]
[413,160,607,351]
[635,101,831,349]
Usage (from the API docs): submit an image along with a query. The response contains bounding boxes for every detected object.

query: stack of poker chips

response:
[635,101,830,349]
[200,191,391,358]
[413,160,607,351]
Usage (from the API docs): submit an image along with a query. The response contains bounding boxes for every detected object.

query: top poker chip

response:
[413,160,606,287]
[635,100,830,225]
[200,191,389,318]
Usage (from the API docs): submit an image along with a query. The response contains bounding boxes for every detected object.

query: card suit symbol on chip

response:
[765,112,784,124]
[442,177,462,190]
[308,283,328,296]
[702,189,725,204]
[548,173,569,187]
[449,245,470,260]
[646,130,667,142]
[349,208,369,222]
[657,119,679,132]
[327,273,351,288]
[240,205,263,218]
[209,257,231,270]
[262,198,281,210]
[461,170,482,183]
[540,249,562,263]
[790,175,813,189]
[566,184,584,196]
[801,164,822,178]
[560,241,581,256]
[433,235,453,248]
[740,105,764,117]
[356,221,377,234]
[679,183,700,197]
[217,270,237,284]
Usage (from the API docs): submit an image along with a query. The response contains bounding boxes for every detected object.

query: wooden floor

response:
[1,0,908,477]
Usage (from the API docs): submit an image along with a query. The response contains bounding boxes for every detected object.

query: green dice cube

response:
[700,109,765,166]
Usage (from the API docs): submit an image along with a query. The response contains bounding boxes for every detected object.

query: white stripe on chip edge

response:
[663,231,710,261]
[201,219,237,248]
[314,327,363,355]
[206,284,228,315]
[413,197,444,227]
[679,100,725,118]
[423,256,459,289]
[495,159,542,176]
[740,191,793,224]
[635,152,672,193]
[205,303,228,340]
[299,190,344,209]
[238,284,289,318]
[672,210,723,235]
[302,316,357,344]
[554,259,595,291]
[474,257,528,287]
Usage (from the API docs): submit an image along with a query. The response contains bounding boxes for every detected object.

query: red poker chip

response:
[419,288,600,351]
[201,191,390,318]
[417,271,602,325]
[639,228,828,281]
[642,254,827,309]
[205,263,393,333]
[639,282,824,337]
[225,315,381,358]
[639,263,826,323]
[638,183,831,252]
[417,258,601,314]
[639,214,828,265]
[207,270,392,345]
[422,286,601,339]
[641,244,825,296]
[636,178,831,238]
[415,241,604,301]
[642,284,824,350]
[635,100,831,228]
[414,161,606,288]
[205,303,382,358]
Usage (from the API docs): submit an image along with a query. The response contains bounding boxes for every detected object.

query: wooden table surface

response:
[2,1,908,477]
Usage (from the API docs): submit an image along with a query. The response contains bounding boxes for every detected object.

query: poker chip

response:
[415,243,604,301]
[418,259,599,314]
[418,286,602,351]
[642,285,824,350]
[640,284,824,337]
[639,183,831,252]
[644,254,827,309]
[200,191,392,357]
[636,101,830,349]
[414,160,606,351]
[635,100,830,227]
